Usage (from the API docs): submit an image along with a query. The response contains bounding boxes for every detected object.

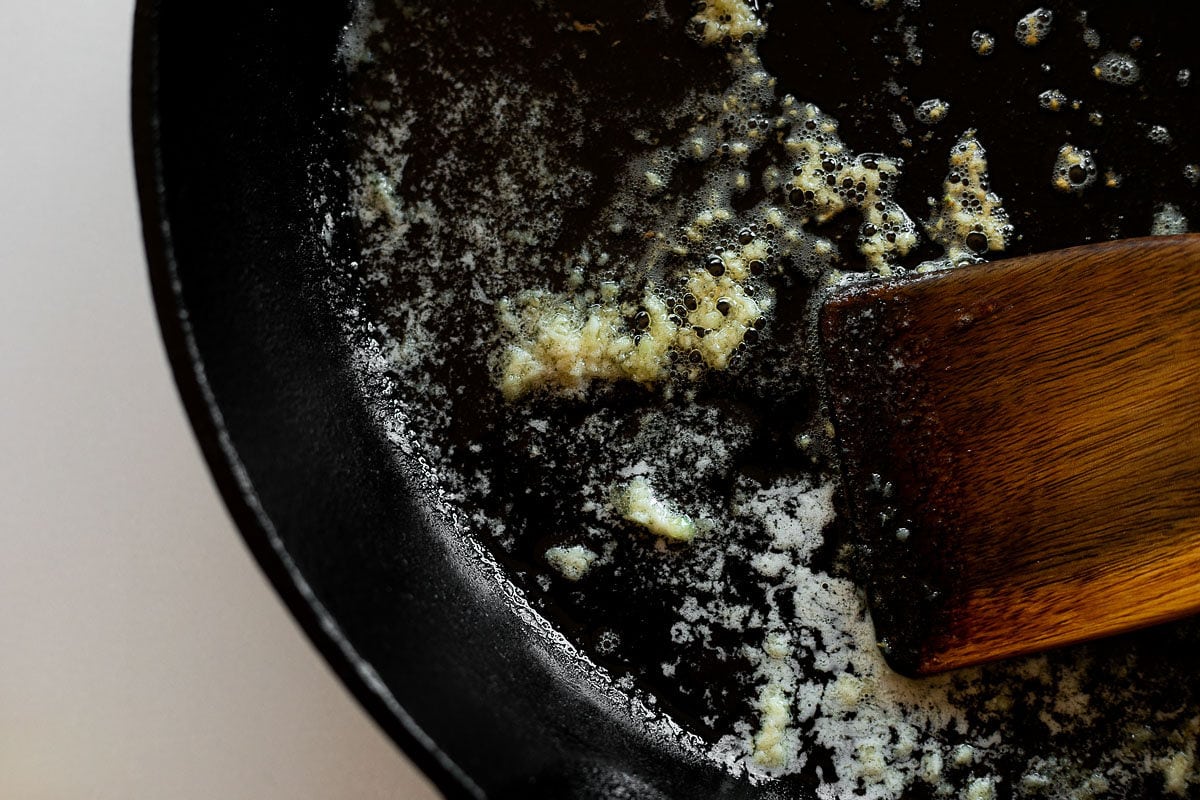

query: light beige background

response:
[0,3,442,798]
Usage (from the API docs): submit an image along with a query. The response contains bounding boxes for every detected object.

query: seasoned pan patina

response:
[137,0,1200,797]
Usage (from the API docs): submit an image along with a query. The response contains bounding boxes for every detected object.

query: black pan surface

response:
[132,3,760,798]
[133,2,1199,798]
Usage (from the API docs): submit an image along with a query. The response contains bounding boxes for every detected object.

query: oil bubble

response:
[1146,125,1172,146]
[1150,203,1190,236]
[1052,144,1098,193]
[1016,8,1053,47]
[971,30,996,56]
[1038,89,1067,111]
[914,99,950,125]
[1093,52,1140,86]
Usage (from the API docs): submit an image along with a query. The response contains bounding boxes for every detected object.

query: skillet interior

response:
[134,1,1200,798]
[132,2,768,798]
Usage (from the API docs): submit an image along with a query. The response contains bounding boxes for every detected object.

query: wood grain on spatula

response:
[819,234,1200,676]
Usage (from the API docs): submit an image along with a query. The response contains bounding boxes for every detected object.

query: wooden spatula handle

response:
[820,234,1200,675]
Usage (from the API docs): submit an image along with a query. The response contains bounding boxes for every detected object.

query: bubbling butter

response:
[915,98,950,125]
[495,9,924,400]
[1038,89,1068,112]
[1016,8,1054,47]
[692,0,765,46]
[340,0,1200,796]
[925,131,1013,267]
[971,30,996,56]
[1151,203,1190,236]
[1052,144,1098,193]
[1093,51,1140,86]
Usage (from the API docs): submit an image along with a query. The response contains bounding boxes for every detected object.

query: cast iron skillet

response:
[131,2,763,798]
[132,2,1198,798]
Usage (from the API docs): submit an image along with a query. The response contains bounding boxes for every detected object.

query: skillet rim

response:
[128,3,481,797]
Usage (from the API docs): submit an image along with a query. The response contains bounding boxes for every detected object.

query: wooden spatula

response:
[819,234,1200,677]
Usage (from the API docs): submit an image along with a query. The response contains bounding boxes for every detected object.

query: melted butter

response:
[1052,143,1099,193]
[1016,8,1054,47]
[496,4,921,400]
[1038,89,1068,111]
[915,98,950,125]
[971,30,996,56]
[1151,203,1190,236]
[1093,51,1141,86]
[925,131,1013,267]
[343,0,1200,794]
[692,0,765,45]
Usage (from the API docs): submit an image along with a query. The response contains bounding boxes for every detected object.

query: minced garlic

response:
[544,545,599,581]
[614,476,697,542]
[497,288,675,400]
[752,681,791,767]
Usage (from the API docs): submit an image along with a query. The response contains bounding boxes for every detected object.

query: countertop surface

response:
[0,3,441,798]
